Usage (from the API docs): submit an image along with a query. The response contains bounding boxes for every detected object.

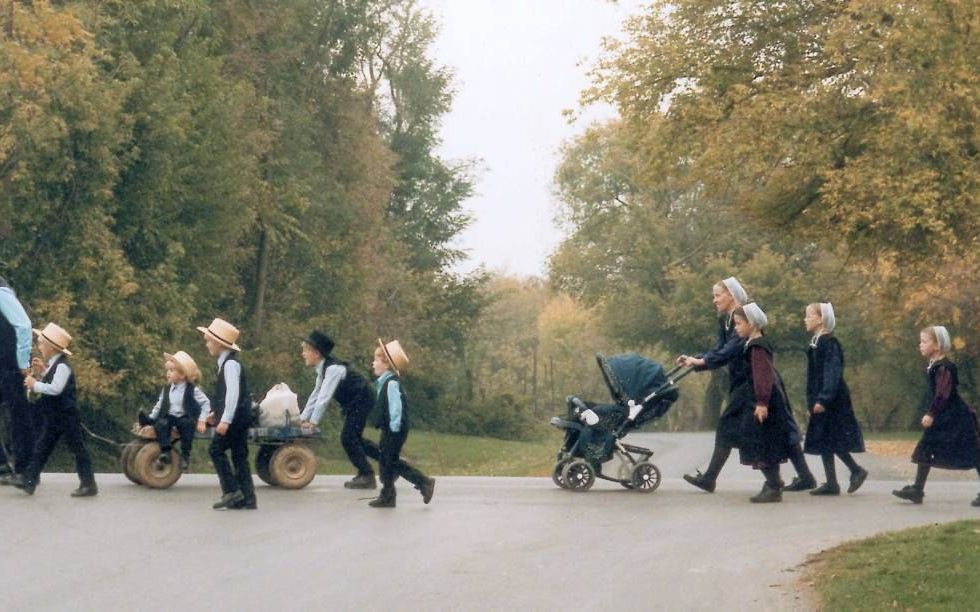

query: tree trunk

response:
[251,225,269,338]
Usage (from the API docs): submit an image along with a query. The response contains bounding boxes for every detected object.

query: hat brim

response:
[197,326,241,351]
[163,352,201,382]
[378,338,400,377]
[33,328,72,356]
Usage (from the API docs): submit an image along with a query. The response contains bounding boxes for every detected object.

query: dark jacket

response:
[322,358,374,416]
[696,313,748,393]
[803,334,865,455]
[159,383,203,422]
[37,354,77,413]
[213,353,251,427]
[372,375,410,433]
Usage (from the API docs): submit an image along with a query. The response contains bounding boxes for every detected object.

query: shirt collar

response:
[217,349,232,369]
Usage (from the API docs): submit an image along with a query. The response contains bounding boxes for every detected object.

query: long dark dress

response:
[911,358,980,469]
[803,334,865,455]
[696,314,749,448]
[737,336,797,468]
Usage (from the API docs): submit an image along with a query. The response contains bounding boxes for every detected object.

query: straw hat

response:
[33,322,73,356]
[196,318,241,351]
[164,350,202,383]
[377,338,409,376]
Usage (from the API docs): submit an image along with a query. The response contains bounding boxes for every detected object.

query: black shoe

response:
[179,456,189,471]
[0,472,18,486]
[71,484,98,497]
[11,474,36,495]
[809,482,841,496]
[750,484,782,503]
[0,464,12,476]
[847,468,868,494]
[782,476,817,492]
[232,497,258,510]
[369,496,396,508]
[157,452,172,466]
[972,493,980,508]
[419,478,435,504]
[892,485,924,504]
[213,490,245,509]
[683,471,716,493]
[344,474,377,489]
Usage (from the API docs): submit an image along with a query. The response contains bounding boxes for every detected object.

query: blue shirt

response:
[0,287,32,369]
[375,371,403,432]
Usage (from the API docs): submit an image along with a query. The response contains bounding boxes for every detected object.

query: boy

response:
[14,323,97,497]
[198,318,256,510]
[140,351,210,471]
[368,339,434,508]
[298,330,377,488]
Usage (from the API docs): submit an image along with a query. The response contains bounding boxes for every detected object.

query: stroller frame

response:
[550,356,693,492]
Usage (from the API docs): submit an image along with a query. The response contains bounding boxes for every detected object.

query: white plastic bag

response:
[258,383,300,427]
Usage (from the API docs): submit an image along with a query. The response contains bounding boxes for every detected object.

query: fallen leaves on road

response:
[866,440,916,457]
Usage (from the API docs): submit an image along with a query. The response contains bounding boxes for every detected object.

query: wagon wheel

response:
[255,444,277,486]
[551,458,573,489]
[134,442,182,489]
[120,441,145,485]
[561,459,595,492]
[269,444,316,489]
[630,461,662,493]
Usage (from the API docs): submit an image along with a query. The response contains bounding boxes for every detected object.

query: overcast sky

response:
[418,0,644,277]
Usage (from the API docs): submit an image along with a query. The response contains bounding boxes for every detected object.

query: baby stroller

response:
[549,353,692,492]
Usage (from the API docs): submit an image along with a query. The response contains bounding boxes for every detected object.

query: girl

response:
[732,303,799,503]
[893,326,980,506]
[802,303,868,495]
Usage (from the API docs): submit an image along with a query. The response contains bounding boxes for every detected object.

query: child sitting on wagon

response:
[138,351,210,471]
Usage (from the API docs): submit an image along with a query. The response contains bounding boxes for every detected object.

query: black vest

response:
[0,306,17,371]
[372,375,410,432]
[38,354,77,412]
[213,353,250,425]
[160,383,202,421]
[321,358,374,415]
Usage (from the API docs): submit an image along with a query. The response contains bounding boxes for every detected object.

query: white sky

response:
[419,0,644,277]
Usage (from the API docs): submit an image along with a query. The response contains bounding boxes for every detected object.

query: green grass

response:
[808,520,980,611]
[863,430,922,442]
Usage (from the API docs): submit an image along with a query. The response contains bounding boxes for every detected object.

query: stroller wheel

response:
[561,459,596,492]
[631,462,662,493]
[552,459,573,489]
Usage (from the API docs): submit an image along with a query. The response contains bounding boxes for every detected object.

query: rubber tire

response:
[255,444,277,486]
[134,442,182,489]
[269,444,316,489]
[631,461,662,493]
[561,459,595,492]
[552,458,573,489]
[120,441,145,485]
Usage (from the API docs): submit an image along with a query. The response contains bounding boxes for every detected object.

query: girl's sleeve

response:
[816,339,843,406]
[926,367,953,416]
[750,347,773,406]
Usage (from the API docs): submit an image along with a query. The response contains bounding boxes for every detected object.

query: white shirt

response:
[150,381,211,422]
[32,354,71,396]
[299,360,347,425]
[217,350,242,424]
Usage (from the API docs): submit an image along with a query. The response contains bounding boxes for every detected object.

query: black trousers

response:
[154,413,197,458]
[209,422,255,502]
[0,369,34,473]
[340,406,374,476]
[364,429,427,499]
[26,406,95,487]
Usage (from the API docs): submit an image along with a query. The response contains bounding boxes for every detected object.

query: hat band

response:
[208,327,236,347]
[41,333,67,352]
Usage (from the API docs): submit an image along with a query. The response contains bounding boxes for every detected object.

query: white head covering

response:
[932,326,952,354]
[742,302,768,329]
[819,302,836,333]
[721,277,748,306]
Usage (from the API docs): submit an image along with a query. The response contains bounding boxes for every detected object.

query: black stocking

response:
[821,453,837,485]
[789,443,815,481]
[703,445,732,482]
[761,465,781,489]
[914,464,931,491]
[837,451,862,473]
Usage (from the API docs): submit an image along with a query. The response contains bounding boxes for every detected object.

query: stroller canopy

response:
[597,352,669,406]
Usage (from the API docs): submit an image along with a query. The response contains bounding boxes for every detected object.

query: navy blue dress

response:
[736,337,798,468]
[911,359,980,469]
[803,334,865,455]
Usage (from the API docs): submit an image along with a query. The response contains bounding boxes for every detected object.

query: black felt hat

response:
[305,330,335,358]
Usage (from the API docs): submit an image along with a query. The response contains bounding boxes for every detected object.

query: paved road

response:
[1,433,978,611]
